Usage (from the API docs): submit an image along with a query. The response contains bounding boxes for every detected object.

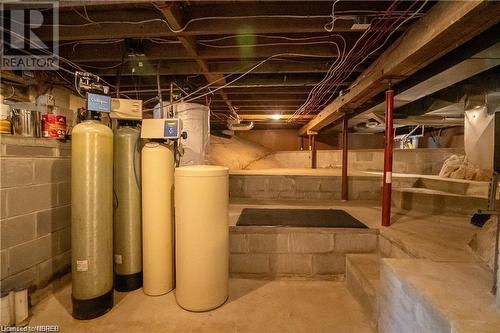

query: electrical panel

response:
[141,118,182,139]
[110,98,143,120]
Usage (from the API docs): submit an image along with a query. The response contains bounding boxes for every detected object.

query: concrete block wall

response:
[230,175,417,201]
[267,148,464,174]
[229,226,378,279]
[0,136,71,294]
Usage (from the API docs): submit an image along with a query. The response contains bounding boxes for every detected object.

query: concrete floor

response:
[30,278,373,333]
[29,199,484,332]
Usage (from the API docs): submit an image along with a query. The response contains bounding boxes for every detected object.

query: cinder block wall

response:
[269,148,465,174]
[0,136,71,295]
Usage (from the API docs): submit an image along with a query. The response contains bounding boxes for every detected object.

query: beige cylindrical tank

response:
[71,120,113,320]
[113,125,142,291]
[175,165,229,311]
[142,142,175,296]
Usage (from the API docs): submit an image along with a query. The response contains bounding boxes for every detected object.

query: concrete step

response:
[414,177,488,197]
[392,187,487,215]
[346,254,380,326]
[379,259,500,333]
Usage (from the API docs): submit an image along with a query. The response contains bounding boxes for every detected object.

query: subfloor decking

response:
[30,279,373,333]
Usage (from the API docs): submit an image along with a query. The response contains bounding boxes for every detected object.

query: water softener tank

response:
[113,125,142,291]
[71,120,113,319]
[142,142,175,295]
[175,165,229,311]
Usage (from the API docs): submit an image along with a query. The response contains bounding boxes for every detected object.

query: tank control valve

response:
[181,131,188,140]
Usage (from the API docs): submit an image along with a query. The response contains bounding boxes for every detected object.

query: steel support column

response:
[341,115,349,201]
[311,135,317,169]
[381,89,394,227]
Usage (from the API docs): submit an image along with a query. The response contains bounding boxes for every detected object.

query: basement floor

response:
[30,278,373,333]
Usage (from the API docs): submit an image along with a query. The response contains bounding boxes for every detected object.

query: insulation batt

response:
[439,154,492,181]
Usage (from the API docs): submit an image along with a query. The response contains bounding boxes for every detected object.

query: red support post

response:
[341,115,349,201]
[311,135,317,169]
[381,89,395,227]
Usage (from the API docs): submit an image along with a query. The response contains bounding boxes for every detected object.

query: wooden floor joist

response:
[299,0,500,136]
[156,1,237,118]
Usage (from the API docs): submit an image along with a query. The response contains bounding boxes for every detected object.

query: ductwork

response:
[227,120,254,131]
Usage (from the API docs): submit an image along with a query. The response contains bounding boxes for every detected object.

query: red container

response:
[42,114,67,139]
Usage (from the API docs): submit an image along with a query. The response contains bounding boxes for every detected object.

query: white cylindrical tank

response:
[71,120,113,319]
[174,103,210,166]
[142,142,175,296]
[175,165,229,311]
[113,125,142,291]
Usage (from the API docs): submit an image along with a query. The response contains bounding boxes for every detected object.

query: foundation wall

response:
[0,136,72,296]
[229,226,378,279]
[230,175,418,201]
[267,148,464,174]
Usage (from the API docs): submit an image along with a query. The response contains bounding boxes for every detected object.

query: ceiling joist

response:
[299,0,500,135]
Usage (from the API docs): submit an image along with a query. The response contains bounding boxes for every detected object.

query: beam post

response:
[381,89,395,227]
[311,135,317,169]
[341,115,349,201]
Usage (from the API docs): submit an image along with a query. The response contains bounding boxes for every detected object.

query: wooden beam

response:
[156,2,236,116]
[110,76,344,89]
[36,1,403,41]
[60,42,341,63]
[94,60,364,76]
[299,0,500,136]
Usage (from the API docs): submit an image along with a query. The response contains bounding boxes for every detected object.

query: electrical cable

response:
[289,0,427,121]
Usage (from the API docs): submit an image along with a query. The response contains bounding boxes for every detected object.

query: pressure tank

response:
[71,120,113,320]
[142,142,175,295]
[113,125,142,291]
[175,165,229,311]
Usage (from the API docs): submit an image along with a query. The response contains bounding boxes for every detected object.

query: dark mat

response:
[236,208,368,228]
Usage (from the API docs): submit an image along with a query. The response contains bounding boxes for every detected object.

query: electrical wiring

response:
[289,0,428,122]
[314,2,425,112]
[198,40,343,49]
[199,34,340,44]
[291,1,406,117]
[71,7,95,24]
[60,39,124,52]
[145,37,181,44]
[0,26,133,99]
[305,2,398,107]
[2,5,423,34]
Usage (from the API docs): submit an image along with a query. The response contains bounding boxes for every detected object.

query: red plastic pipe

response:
[381,89,394,227]
[342,115,349,201]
